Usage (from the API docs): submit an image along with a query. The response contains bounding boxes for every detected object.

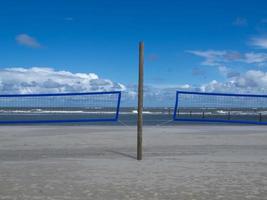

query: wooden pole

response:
[137,41,144,160]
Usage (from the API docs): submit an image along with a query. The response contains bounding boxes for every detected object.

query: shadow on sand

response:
[107,150,136,160]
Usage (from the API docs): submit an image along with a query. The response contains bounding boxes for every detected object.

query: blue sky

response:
[1,0,267,105]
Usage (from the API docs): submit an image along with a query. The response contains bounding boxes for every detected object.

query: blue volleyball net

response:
[0,91,121,124]
[173,91,267,125]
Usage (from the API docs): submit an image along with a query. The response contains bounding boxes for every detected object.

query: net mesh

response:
[0,92,121,123]
[174,92,267,124]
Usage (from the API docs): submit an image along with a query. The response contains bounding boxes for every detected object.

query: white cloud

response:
[15,34,42,48]
[186,50,227,66]
[250,37,267,49]
[144,69,267,96]
[123,69,267,106]
[0,67,125,94]
[234,70,267,88]
[199,70,267,93]
[187,50,267,67]
[187,49,267,92]
[139,69,267,106]
[0,67,192,106]
[1,67,267,107]
[244,52,267,63]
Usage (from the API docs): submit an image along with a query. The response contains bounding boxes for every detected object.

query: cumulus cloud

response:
[125,69,267,106]
[198,70,267,93]
[182,49,267,96]
[125,69,267,105]
[161,69,267,95]
[15,34,42,48]
[138,70,267,100]
[1,67,267,107]
[233,70,267,88]
[0,67,125,94]
[0,67,187,106]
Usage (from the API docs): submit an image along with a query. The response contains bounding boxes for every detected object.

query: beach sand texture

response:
[0,125,267,200]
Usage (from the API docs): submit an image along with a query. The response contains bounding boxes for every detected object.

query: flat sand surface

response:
[0,125,267,200]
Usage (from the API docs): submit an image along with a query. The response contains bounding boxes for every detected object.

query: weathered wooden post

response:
[137,41,144,160]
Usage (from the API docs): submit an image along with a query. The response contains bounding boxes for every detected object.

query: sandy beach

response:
[0,125,267,200]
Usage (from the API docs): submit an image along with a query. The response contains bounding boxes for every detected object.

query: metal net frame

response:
[173,91,267,125]
[0,91,121,124]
